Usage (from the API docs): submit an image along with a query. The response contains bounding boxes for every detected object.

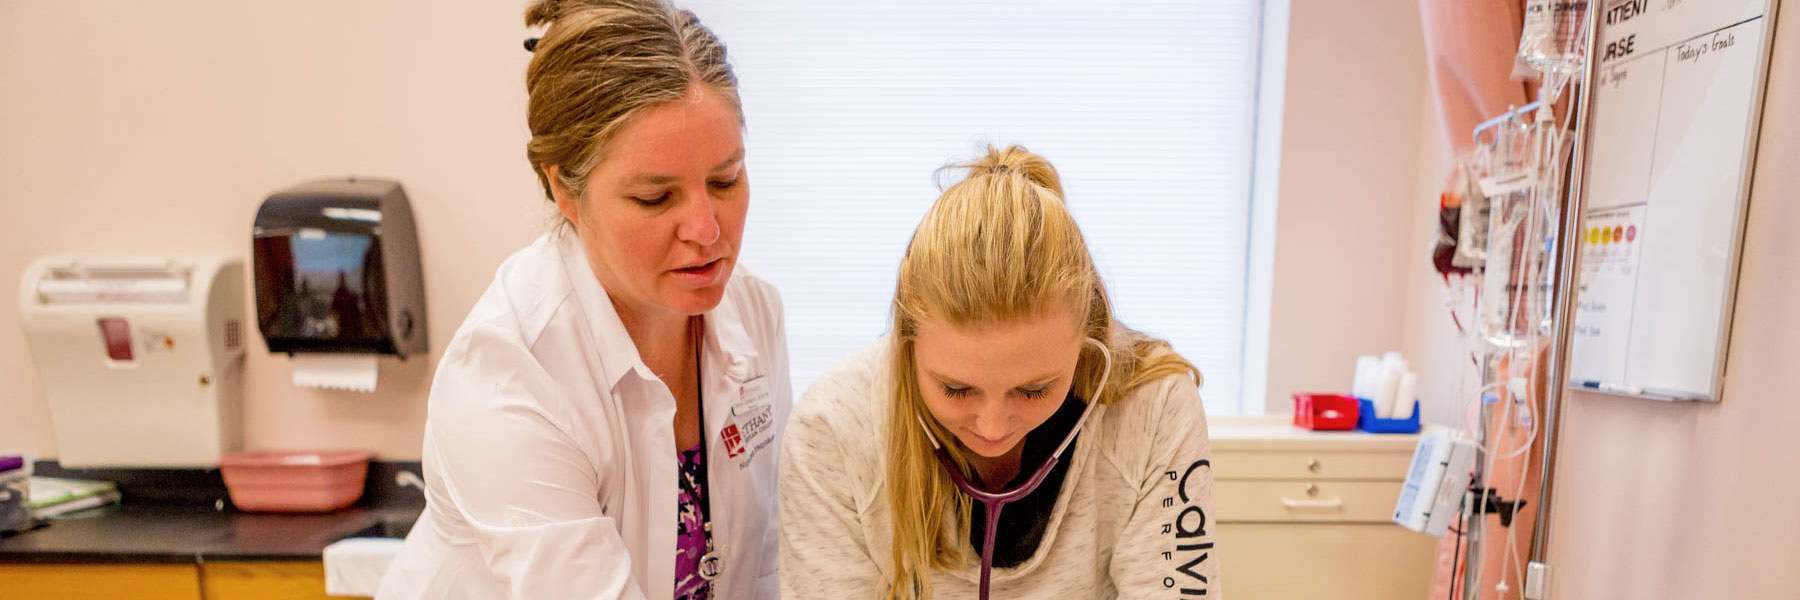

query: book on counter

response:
[28,477,121,518]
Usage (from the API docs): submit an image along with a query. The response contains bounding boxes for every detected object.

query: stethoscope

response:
[916,337,1112,600]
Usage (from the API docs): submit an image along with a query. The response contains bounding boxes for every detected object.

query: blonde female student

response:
[777,146,1219,599]
[378,1,787,599]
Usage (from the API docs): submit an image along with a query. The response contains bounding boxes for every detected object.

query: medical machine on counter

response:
[19,254,247,467]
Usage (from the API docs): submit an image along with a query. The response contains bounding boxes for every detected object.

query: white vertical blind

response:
[691,0,1263,414]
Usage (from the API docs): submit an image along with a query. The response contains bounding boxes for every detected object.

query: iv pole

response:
[1523,3,1604,598]
[1458,5,1600,596]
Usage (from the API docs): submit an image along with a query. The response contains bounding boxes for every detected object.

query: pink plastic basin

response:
[219,450,372,513]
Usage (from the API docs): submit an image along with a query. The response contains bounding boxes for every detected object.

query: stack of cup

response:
[1352,352,1416,419]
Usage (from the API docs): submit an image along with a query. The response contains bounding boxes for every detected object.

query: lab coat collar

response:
[556,234,652,391]
[555,234,762,392]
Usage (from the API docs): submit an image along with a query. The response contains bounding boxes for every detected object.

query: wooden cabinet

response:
[0,561,340,599]
[203,561,338,600]
[1218,523,1437,599]
[0,564,202,600]
[1211,420,1439,599]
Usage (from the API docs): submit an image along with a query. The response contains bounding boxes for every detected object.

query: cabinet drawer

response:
[1217,522,1436,599]
[1213,450,1412,481]
[1215,480,1402,523]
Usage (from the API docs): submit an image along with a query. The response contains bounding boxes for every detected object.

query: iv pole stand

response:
[1457,6,1601,597]
[1524,2,1604,597]
[1525,3,1604,598]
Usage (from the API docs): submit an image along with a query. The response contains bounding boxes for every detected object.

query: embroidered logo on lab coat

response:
[722,423,746,458]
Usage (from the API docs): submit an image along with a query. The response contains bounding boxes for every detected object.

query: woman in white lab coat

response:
[376,1,788,599]
[777,146,1218,599]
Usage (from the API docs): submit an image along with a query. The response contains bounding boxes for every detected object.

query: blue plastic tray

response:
[1356,398,1421,434]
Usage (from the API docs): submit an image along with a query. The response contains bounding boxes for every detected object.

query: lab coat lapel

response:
[700,287,772,596]
[555,233,677,600]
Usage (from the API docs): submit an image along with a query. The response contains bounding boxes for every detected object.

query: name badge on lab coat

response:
[721,375,774,470]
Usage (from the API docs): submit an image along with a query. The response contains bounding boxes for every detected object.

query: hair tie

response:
[524,37,541,52]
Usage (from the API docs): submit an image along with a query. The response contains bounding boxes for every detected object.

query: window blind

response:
[691,0,1263,413]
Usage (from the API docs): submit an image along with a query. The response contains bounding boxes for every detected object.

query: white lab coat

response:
[376,233,790,600]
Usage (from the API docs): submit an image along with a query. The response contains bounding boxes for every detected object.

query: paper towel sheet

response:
[324,537,406,597]
[294,354,378,393]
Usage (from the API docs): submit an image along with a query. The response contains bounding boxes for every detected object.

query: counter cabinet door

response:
[0,563,203,600]
[201,561,339,600]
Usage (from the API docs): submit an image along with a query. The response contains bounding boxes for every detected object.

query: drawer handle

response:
[1307,458,1321,473]
[1280,497,1345,510]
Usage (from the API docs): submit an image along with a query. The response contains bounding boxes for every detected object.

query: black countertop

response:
[0,503,421,564]
[0,460,425,564]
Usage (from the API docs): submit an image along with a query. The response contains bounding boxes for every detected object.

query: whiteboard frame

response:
[1566,0,1782,403]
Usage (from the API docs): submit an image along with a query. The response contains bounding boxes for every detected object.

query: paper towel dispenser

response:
[18,254,246,467]
[253,178,427,359]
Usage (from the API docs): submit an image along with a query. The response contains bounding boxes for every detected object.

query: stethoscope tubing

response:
[917,338,1113,600]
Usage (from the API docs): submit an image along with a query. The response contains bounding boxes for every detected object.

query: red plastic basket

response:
[1293,394,1360,430]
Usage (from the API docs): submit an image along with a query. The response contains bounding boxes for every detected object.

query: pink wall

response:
[1262,0,1431,414]
[1399,96,1476,428]
[1544,1,1800,594]
[1395,0,1800,593]
[1,0,1434,459]
[0,2,545,459]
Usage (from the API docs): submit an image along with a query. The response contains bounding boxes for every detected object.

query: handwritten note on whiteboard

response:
[1567,0,1776,401]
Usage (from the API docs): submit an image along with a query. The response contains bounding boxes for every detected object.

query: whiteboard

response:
[1566,0,1779,402]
